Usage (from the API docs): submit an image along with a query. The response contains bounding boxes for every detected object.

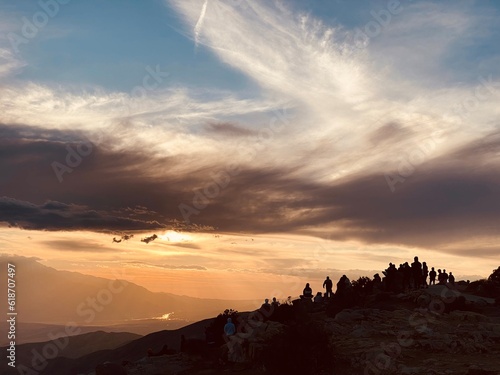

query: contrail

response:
[194,0,208,48]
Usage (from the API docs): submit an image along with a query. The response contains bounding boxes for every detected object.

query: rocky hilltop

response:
[91,284,500,375]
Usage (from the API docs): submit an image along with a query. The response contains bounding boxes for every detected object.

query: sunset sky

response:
[1,0,499,300]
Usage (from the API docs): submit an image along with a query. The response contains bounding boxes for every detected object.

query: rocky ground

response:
[95,285,500,375]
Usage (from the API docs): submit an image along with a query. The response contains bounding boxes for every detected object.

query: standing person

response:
[448,272,455,286]
[411,256,422,289]
[442,269,449,284]
[437,269,444,284]
[403,262,412,291]
[429,267,437,285]
[323,276,333,298]
[384,263,397,292]
[422,262,429,287]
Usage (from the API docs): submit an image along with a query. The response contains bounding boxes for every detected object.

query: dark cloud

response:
[2,123,500,258]
[0,197,165,232]
[205,122,256,137]
[42,240,116,252]
[368,122,412,146]
[167,242,201,250]
[141,234,158,244]
[112,234,134,243]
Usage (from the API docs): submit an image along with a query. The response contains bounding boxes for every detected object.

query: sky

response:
[1,0,499,300]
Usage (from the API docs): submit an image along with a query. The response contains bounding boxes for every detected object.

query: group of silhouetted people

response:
[383,256,456,292]
[295,256,458,300]
[299,275,353,302]
[429,267,455,286]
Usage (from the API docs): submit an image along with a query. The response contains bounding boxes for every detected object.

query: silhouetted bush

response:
[351,276,374,301]
[488,266,500,286]
[205,309,239,346]
[263,321,334,375]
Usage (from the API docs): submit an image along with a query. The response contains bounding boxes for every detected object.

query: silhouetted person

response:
[437,269,444,284]
[260,298,272,317]
[429,267,437,285]
[384,263,398,292]
[422,262,429,287]
[271,297,280,307]
[314,291,323,303]
[397,264,404,291]
[448,272,455,286]
[302,283,313,299]
[224,318,235,336]
[373,273,382,284]
[402,262,412,291]
[411,256,422,289]
[323,276,333,298]
[336,275,351,295]
[442,269,449,284]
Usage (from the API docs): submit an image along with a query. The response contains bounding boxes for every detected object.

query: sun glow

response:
[158,230,193,242]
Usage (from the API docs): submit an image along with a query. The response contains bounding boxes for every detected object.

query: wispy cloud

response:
[1,0,499,266]
[194,0,208,48]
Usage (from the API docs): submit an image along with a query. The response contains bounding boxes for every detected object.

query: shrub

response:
[488,266,500,286]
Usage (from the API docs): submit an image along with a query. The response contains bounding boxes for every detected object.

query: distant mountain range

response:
[0,318,212,375]
[0,256,260,345]
[0,330,141,375]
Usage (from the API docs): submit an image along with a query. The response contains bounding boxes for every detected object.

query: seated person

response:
[301,283,313,299]
[313,291,323,303]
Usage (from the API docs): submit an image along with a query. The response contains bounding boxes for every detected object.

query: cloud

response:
[127,261,206,270]
[194,0,208,48]
[2,119,500,260]
[0,47,25,79]
[42,240,117,252]
[0,197,165,232]
[205,121,256,137]
[1,1,500,266]
[166,0,500,185]
[167,242,201,250]
[141,234,158,244]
